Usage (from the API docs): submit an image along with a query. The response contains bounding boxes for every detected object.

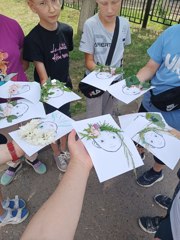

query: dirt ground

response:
[0,101,179,240]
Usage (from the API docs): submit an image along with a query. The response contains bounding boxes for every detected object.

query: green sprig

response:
[41,78,71,102]
[94,64,124,75]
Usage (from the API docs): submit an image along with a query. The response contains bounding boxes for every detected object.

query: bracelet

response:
[7,142,19,162]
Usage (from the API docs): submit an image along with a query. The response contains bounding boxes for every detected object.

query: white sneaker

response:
[0,208,29,226]
[62,151,70,161]
[53,153,68,172]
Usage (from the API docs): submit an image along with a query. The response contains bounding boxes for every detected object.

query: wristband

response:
[7,142,19,162]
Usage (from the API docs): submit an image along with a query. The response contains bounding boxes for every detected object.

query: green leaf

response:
[146,113,165,128]
[125,75,140,87]
[7,115,18,123]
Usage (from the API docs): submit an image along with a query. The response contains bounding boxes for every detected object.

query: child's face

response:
[97,0,121,24]
[93,131,122,152]
[48,87,63,98]
[11,103,29,117]
[96,71,112,79]
[122,85,140,95]
[144,131,165,148]
[38,121,57,132]
[28,0,61,30]
[10,85,30,95]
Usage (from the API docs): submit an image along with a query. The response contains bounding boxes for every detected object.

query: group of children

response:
[0,0,180,238]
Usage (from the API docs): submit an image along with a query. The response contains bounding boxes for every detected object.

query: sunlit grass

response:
[0,0,166,116]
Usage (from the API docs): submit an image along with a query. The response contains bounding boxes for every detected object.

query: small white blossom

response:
[51,79,57,85]
[19,119,56,146]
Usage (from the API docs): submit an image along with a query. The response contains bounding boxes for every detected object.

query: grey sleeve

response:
[79,21,94,54]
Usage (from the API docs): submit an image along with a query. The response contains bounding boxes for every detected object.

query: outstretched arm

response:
[85,53,96,71]
[0,141,24,165]
[21,130,93,240]
[136,59,160,83]
[34,61,49,86]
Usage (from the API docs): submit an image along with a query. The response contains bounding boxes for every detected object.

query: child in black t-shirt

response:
[24,0,73,172]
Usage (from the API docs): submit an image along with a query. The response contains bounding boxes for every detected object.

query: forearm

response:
[21,159,91,240]
[85,53,96,72]
[136,66,154,83]
[136,59,160,83]
[86,61,96,72]
[34,61,48,85]
[0,141,24,164]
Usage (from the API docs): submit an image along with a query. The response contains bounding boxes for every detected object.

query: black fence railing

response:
[63,0,82,10]
[150,0,180,25]
[63,0,180,28]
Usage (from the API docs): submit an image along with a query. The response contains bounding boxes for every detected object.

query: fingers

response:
[68,129,76,145]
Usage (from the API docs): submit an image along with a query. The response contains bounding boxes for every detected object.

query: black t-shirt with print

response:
[23,22,73,86]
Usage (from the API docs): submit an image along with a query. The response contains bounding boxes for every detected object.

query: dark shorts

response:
[43,102,71,117]
[154,215,173,240]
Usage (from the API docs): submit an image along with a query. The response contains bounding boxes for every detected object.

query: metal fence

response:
[63,0,180,28]
[121,0,180,28]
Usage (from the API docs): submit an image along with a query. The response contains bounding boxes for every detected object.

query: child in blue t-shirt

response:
[133,24,180,187]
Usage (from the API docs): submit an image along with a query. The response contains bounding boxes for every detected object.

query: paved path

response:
[0,100,179,240]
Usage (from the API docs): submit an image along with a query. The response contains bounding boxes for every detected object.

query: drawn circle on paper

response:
[122,85,140,95]
[37,121,58,133]
[143,130,165,148]
[11,103,29,117]
[11,85,30,95]
[96,72,112,79]
[48,87,64,98]
[93,131,122,152]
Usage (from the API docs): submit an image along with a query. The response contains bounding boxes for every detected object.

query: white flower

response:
[19,119,56,146]
[9,84,20,95]
[51,79,57,85]
[110,68,116,75]
[3,104,13,117]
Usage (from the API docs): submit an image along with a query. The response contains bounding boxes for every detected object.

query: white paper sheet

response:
[72,114,143,182]
[0,99,46,129]
[44,87,81,108]
[80,71,121,91]
[0,81,41,103]
[120,113,180,169]
[9,110,74,156]
[107,80,154,104]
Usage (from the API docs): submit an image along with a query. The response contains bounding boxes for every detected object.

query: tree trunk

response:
[77,0,97,33]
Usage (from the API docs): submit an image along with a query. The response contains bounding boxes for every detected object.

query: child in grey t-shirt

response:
[79,0,131,118]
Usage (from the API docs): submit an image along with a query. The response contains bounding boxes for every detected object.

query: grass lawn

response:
[0,0,166,116]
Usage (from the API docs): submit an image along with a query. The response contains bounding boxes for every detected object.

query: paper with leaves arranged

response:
[107,79,154,104]
[80,71,121,91]
[41,79,81,109]
[119,112,180,169]
[9,110,74,156]
[72,114,143,182]
[0,99,46,129]
[0,81,41,104]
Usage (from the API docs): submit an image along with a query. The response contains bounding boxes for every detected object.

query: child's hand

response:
[125,75,151,90]
[41,81,47,86]
[125,75,140,87]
